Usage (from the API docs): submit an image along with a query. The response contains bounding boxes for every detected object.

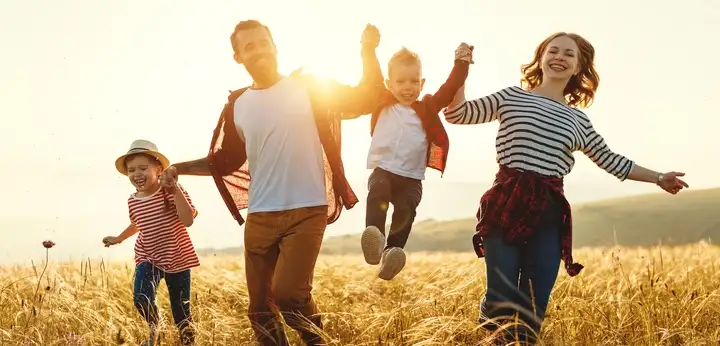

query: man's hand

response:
[159,166,179,192]
[361,24,380,49]
[455,42,474,64]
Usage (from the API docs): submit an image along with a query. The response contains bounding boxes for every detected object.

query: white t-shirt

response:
[233,77,327,213]
[367,104,429,180]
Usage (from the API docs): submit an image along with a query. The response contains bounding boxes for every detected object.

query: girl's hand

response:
[102,236,121,247]
[160,166,178,184]
[160,167,178,193]
[162,181,178,194]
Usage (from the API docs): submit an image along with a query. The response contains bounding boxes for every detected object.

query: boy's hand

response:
[455,42,474,64]
[102,236,121,247]
[361,24,380,48]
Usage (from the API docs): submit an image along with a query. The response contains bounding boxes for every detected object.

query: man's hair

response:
[388,47,422,77]
[230,20,274,55]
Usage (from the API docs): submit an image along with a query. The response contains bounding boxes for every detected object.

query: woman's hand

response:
[657,171,689,194]
[455,42,474,64]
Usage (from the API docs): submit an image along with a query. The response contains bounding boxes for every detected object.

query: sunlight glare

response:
[300,51,365,87]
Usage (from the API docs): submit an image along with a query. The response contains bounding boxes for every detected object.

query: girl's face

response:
[125,154,162,193]
[541,35,581,82]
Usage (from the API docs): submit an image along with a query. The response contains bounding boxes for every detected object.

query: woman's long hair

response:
[520,32,600,109]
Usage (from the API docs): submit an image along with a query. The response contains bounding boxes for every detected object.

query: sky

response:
[1,0,718,265]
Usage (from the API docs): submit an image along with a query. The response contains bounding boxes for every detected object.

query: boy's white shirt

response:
[367,104,429,180]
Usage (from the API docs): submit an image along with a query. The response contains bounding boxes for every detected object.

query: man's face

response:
[232,27,278,78]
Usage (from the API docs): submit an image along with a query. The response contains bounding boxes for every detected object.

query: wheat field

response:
[2,243,720,346]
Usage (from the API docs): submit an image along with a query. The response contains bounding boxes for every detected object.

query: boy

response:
[361,43,474,280]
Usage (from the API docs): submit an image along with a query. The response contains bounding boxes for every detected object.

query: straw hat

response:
[115,139,170,175]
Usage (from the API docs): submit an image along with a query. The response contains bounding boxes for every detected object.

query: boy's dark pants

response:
[365,167,423,249]
[133,261,194,344]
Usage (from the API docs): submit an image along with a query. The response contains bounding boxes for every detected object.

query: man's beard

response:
[245,55,279,85]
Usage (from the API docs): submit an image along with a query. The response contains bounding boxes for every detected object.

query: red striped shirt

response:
[128,184,200,273]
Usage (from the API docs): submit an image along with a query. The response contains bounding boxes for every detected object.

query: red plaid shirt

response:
[206,47,385,227]
[474,165,584,277]
[369,60,470,176]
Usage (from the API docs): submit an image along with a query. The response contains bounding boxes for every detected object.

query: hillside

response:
[198,187,720,256]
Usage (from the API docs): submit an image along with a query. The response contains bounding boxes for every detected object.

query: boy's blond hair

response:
[388,47,422,77]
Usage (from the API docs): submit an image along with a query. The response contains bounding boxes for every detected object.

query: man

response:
[160,20,384,346]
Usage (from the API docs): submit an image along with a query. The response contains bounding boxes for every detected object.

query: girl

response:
[103,139,199,346]
[444,36,688,343]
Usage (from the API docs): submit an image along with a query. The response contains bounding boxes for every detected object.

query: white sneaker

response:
[378,247,406,280]
[361,226,385,265]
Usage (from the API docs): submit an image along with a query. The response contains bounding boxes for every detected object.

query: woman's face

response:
[541,35,581,82]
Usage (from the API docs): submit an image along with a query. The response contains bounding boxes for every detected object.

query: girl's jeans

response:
[133,261,194,344]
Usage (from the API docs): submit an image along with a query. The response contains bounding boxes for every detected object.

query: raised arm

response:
[169,184,198,227]
[426,43,472,113]
[310,24,386,118]
[443,86,509,125]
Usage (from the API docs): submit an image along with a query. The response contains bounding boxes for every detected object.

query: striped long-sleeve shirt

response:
[444,85,634,179]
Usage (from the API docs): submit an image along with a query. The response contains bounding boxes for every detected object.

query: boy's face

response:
[125,154,162,192]
[386,63,425,105]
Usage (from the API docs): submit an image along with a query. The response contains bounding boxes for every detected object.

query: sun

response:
[279,39,368,88]
[301,59,364,87]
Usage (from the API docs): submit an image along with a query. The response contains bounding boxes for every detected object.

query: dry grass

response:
[2,243,720,345]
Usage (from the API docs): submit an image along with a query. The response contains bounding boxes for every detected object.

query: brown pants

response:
[244,205,328,346]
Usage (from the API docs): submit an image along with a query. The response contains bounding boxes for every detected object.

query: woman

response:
[444,33,688,343]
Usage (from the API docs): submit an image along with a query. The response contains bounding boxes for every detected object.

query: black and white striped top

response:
[444,86,634,180]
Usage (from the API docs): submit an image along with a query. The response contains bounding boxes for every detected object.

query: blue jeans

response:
[479,197,561,343]
[133,261,194,344]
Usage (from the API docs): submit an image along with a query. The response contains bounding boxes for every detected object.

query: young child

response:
[102,139,199,346]
[361,43,474,280]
